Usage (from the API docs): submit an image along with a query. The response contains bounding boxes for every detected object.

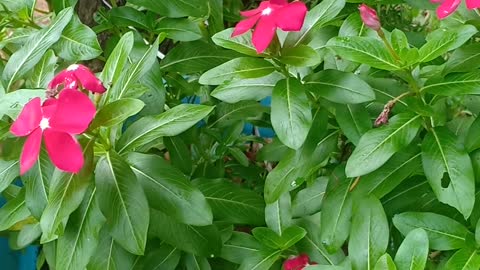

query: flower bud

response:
[359,4,381,31]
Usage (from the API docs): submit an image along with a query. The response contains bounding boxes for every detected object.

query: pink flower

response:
[232,0,308,53]
[10,89,96,175]
[49,64,106,94]
[431,0,480,19]
[359,4,381,31]
[283,254,317,270]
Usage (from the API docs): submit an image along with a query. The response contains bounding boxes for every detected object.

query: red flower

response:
[359,4,381,31]
[10,89,96,175]
[232,0,307,53]
[283,254,317,270]
[431,0,480,19]
[49,64,106,94]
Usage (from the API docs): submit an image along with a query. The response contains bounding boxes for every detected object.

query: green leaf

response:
[0,159,19,193]
[149,209,222,257]
[252,226,306,250]
[192,178,265,225]
[210,72,282,103]
[54,15,102,61]
[109,6,151,30]
[346,113,422,177]
[349,195,389,270]
[164,136,192,175]
[221,232,262,264]
[335,104,371,145]
[23,149,53,219]
[394,228,429,270]
[304,69,375,104]
[90,98,145,130]
[156,18,202,42]
[87,228,139,270]
[271,77,312,149]
[95,150,149,255]
[39,170,91,243]
[15,223,42,249]
[327,36,402,70]
[355,147,422,199]
[320,175,353,253]
[2,7,73,91]
[26,50,57,89]
[393,212,470,250]
[56,188,106,270]
[374,254,397,270]
[284,0,346,47]
[466,116,480,152]
[128,0,207,18]
[265,192,292,236]
[0,189,30,231]
[126,153,212,226]
[212,28,262,57]
[421,72,480,96]
[211,101,265,128]
[279,45,321,67]
[160,41,239,73]
[100,32,134,88]
[444,44,480,74]
[107,35,160,101]
[444,247,480,270]
[292,177,328,218]
[183,253,210,270]
[237,249,282,270]
[199,57,275,85]
[421,127,475,218]
[142,243,181,270]
[117,104,214,153]
[0,89,44,119]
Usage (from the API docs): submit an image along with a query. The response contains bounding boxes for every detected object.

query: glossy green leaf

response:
[394,228,429,270]
[163,136,192,175]
[156,18,202,41]
[284,0,346,47]
[346,114,422,177]
[335,104,371,145]
[109,6,151,30]
[95,150,149,255]
[393,212,470,250]
[90,99,145,130]
[374,254,397,270]
[265,192,292,235]
[0,89,44,119]
[149,209,222,256]
[23,149,53,219]
[54,15,102,61]
[349,195,389,270]
[444,247,480,270]
[128,0,207,17]
[0,159,19,193]
[26,50,57,89]
[56,188,106,270]
[327,36,402,70]
[279,45,321,67]
[271,77,312,149]
[421,127,475,218]
[212,28,262,57]
[142,243,181,270]
[221,232,262,264]
[117,104,214,153]
[292,177,328,218]
[100,32,134,88]
[237,249,282,270]
[466,115,480,152]
[199,57,275,85]
[184,253,210,270]
[0,189,30,231]
[192,178,265,225]
[305,69,375,104]
[252,225,306,250]
[444,44,480,74]
[421,72,480,96]
[126,153,212,226]
[2,7,73,90]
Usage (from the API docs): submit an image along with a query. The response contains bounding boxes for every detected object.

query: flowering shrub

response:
[2,0,480,269]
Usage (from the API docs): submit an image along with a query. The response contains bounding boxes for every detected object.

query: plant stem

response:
[377,29,401,62]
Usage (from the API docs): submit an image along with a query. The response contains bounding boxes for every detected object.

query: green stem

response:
[377,29,401,62]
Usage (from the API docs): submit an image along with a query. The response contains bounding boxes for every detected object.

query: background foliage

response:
[2,0,480,269]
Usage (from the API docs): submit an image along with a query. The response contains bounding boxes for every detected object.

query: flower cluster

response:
[283,254,317,270]
[232,0,308,53]
[11,64,103,175]
[431,0,480,19]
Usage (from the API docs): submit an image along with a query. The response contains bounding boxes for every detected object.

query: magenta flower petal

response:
[283,254,310,270]
[44,129,84,173]
[359,4,381,31]
[72,65,106,94]
[275,1,308,31]
[20,128,42,175]
[436,0,461,19]
[270,0,288,5]
[41,99,58,119]
[252,16,277,53]
[240,1,270,17]
[466,0,480,8]
[48,70,71,90]
[232,14,261,37]
[430,0,443,3]
[49,89,96,134]
[10,98,42,137]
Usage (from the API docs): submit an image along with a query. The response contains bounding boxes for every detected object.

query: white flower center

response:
[67,64,79,71]
[261,7,272,15]
[39,118,50,131]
